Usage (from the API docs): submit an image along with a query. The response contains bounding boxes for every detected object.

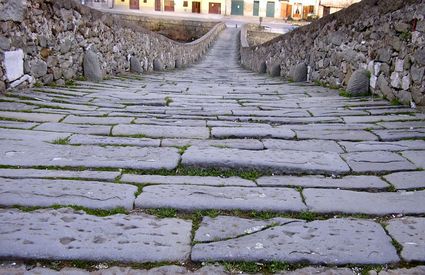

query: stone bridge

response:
[0,0,425,274]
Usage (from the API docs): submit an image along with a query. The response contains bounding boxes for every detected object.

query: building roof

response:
[320,0,361,8]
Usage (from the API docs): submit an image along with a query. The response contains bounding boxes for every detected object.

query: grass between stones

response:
[51,137,70,145]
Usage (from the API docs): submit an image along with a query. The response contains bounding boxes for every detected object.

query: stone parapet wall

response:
[0,0,225,91]
[240,0,425,106]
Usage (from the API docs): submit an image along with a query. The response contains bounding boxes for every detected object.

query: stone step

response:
[0,208,192,262]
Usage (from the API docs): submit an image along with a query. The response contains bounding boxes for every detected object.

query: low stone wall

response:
[0,0,225,91]
[242,24,282,47]
[240,0,425,106]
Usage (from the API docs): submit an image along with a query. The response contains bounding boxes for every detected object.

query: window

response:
[183,1,188,7]
[144,0,147,3]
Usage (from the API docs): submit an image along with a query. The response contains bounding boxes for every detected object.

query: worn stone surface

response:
[290,63,308,82]
[194,216,298,242]
[401,150,425,169]
[182,147,350,175]
[257,175,388,189]
[295,129,378,141]
[211,127,295,139]
[69,134,160,147]
[342,151,417,173]
[340,140,425,152]
[121,174,255,186]
[192,218,399,264]
[113,124,209,139]
[304,189,425,215]
[4,50,24,82]
[130,56,143,73]
[384,171,425,190]
[0,168,120,181]
[346,70,370,96]
[83,51,103,82]
[0,208,192,262]
[0,141,180,170]
[0,178,136,209]
[263,139,344,153]
[0,0,26,22]
[386,217,425,262]
[136,185,306,212]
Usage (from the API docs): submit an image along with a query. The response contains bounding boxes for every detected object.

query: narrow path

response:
[0,28,424,274]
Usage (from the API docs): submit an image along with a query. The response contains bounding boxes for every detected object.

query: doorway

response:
[266,1,274,17]
[164,0,174,11]
[209,3,221,14]
[192,1,201,13]
[253,0,259,16]
[129,0,139,9]
[155,0,161,11]
[231,0,244,15]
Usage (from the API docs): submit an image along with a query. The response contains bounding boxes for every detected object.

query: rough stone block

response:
[83,51,102,82]
[346,69,370,96]
[0,0,26,22]
[129,56,142,73]
[269,63,280,77]
[4,49,24,82]
[153,59,163,71]
[290,63,308,82]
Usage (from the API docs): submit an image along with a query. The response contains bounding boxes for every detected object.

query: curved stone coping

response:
[240,24,250,48]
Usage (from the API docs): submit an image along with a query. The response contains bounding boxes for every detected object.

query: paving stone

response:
[0,120,39,129]
[62,115,134,125]
[384,171,425,190]
[263,139,344,153]
[194,216,298,242]
[0,168,120,181]
[0,128,70,142]
[135,185,306,212]
[121,175,255,187]
[386,217,425,262]
[340,140,425,152]
[34,123,111,135]
[0,140,180,170]
[377,121,425,129]
[343,115,425,124]
[295,129,378,141]
[211,127,295,139]
[69,134,160,147]
[373,266,425,275]
[282,267,355,275]
[257,175,388,190]
[304,189,425,215]
[191,218,399,264]
[372,129,425,141]
[134,117,207,127]
[342,151,417,173]
[0,111,65,122]
[182,147,350,175]
[401,150,425,169]
[0,177,136,209]
[112,124,209,139]
[161,138,264,150]
[0,208,192,262]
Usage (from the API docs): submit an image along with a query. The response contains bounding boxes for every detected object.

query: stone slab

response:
[0,208,192,262]
[0,120,39,130]
[69,134,160,147]
[0,168,120,181]
[4,50,24,81]
[194,216,298,242]
[339,140,425,152]
[0,141,180,170]
[295,129,378,141]
[372,129,425,141]
[182,147,350,175]
[211,127,295,139]
[0,178,136,210]
[386,217,425,262]
[256,175,389,190]
[304,189,425,215]
[34,123,111,135]
[375,266,425,275]
[121,175,255,187]
[136,185,306,212]
[0,111,65,123]
[384,171,425,190]
[342,151,417,173]
[401,150,425,169]
[62,115,134,125]
[191,218,399,264]
[377,121,425,129]
[112,124,210,139]
[263,139,344,153]
[161,138,264,150]
[0,128,70,142]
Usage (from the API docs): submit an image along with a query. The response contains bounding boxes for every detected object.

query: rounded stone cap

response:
[347,69,370,96]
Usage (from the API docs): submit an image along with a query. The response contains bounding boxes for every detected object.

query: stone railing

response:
[0,0,225,91]
[240,0,425,106]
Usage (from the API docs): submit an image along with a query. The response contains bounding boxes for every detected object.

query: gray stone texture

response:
[346,69,370,96]
[384,171,425,190]
[182,147,350,175]
[0,168,120,181]
[136,185,306,212]
[304,189,425,215]
[290,63,308,82]
[83,51,103,82]
[192,218,399,264]
[342,151,417,172]
[0,0,26,22]
[130,56,143,73]
[340,140,425,152]
[401,150,425,169]
[386,217,425,262]
[263,139,344,153]
[121,174,255,186]
[69,134,160,147]
[113,124,209,139]
[257,175,388,189]
[153,59,164,71]
[0,208,192,262]
[269,63,281,77]
[211,127,295,139]
[0,177,137,209]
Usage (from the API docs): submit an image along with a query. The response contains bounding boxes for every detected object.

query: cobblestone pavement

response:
[0,28,424,274]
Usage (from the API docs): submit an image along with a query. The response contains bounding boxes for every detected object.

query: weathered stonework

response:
[0,0,225,92]
[240,0,425,106]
